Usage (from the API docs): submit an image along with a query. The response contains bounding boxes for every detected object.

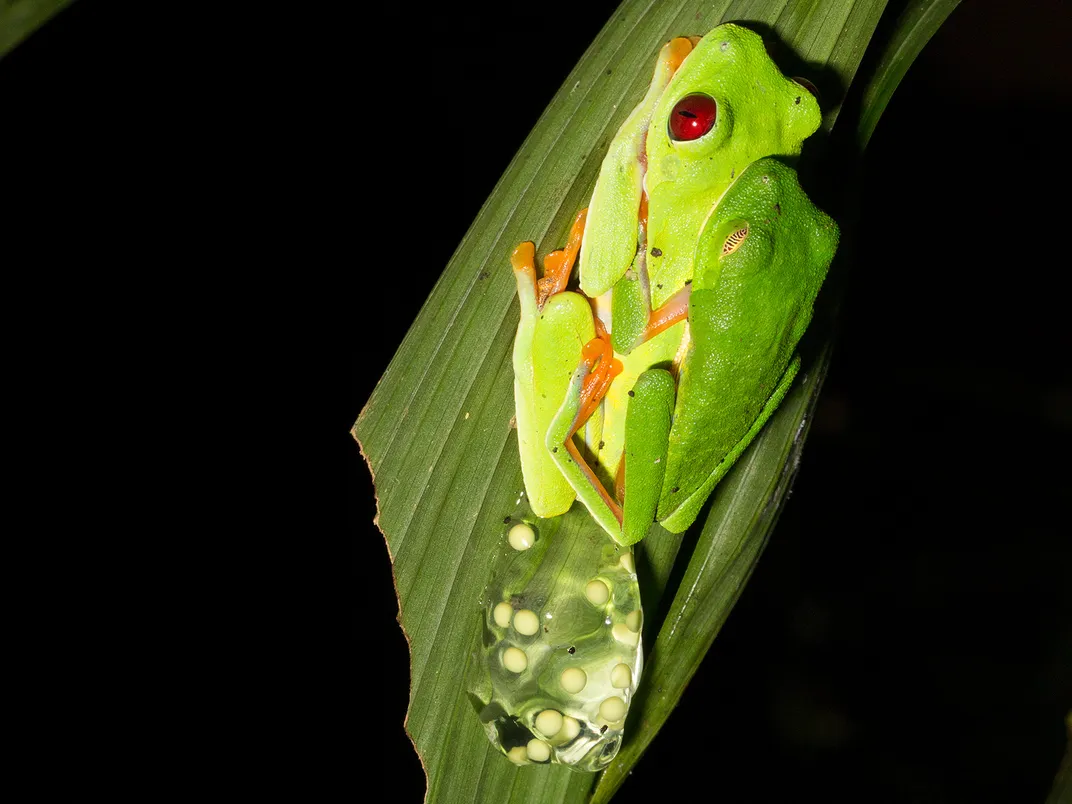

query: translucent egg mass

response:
[468,519,643,771]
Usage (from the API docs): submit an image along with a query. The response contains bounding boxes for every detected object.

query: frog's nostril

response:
[791,76,820,104]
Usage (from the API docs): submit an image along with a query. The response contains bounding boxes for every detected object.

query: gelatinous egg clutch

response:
[468,521,643,771]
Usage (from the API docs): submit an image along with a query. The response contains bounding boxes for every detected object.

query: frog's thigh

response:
[659,355,802,533]
[545,366,624,541]
[522,293,596,517]
[621,369,675,546]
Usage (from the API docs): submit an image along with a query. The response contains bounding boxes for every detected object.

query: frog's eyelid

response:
[722,224,749,256]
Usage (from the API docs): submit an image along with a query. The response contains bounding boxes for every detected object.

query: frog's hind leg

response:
[617,369,675,545]
[657,354,801,533]
[536,209,587,308]
[546,336,624,539]
[548,347,675,546]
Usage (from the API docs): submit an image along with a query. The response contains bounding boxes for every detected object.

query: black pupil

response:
[679,110,697,118]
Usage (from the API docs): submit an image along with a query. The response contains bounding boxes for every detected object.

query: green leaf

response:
[856,0,963,148]
[0,0,74,61]
[354,1,957,801]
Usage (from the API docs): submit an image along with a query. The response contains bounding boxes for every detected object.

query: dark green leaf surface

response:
[856,0,963,148]
[354,1,955,800]
[0,0,73,60]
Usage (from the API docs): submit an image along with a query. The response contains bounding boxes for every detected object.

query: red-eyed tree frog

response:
[511,23,839,546]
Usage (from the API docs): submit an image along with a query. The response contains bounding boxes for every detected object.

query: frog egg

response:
[508,523,535,551]
[492,602,513,628]
[619,552,635,574]
[626,609,642,633]
[599,696,627,723]
[610,663,633,689]
[560,667,587,694]
[507,746,529,765]
[534,709,563,739]
[526,738,551,763]
[612,623,640,647]
[585,579,610,605]
[560,716,581,742]
[502,647,528,673]
[513,609,540,636]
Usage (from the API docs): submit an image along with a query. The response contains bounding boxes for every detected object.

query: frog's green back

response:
[656,158,838,529]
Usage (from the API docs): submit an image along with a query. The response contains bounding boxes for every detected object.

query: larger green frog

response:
[512,23,839,545]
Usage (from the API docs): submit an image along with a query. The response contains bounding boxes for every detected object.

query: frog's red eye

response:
[668,94,717,141]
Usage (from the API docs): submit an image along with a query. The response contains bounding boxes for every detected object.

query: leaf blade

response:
[856,0,963,148]
[354,2,955,801]
[0,0,74,60]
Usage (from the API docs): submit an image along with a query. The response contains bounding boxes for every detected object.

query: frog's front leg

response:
[609,266,693,356]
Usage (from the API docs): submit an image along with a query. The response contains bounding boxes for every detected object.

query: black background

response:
[5,1,1068,801]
